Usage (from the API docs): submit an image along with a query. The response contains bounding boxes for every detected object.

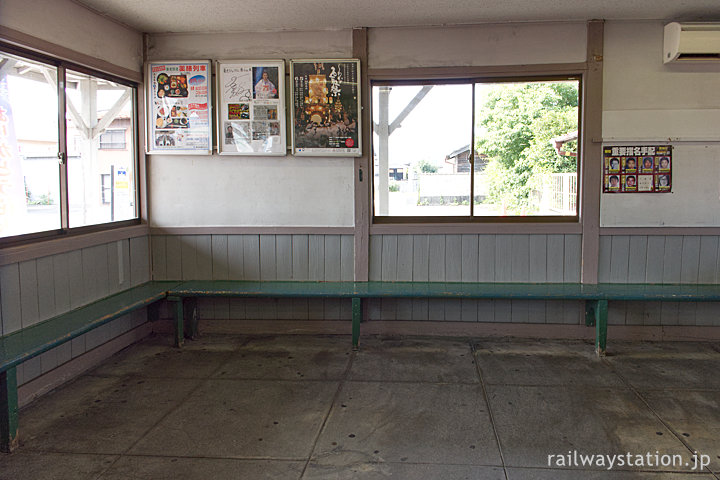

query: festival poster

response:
[290,59,361,156]
[603,145,672,193]
[146,61,212,154]
[217,60,286,155]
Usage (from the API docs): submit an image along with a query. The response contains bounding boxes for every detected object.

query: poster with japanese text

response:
[146,60,212,154]
[217,60,286,155]
[603,145,672,193]
[290,59,361,156]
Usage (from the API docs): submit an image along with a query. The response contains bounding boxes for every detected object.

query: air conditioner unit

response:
[663,22,720,63]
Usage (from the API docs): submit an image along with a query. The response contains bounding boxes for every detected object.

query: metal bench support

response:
[352,297,362,350]
[585,299,608,356]
[0,367,19,453]
[167,295,184,348]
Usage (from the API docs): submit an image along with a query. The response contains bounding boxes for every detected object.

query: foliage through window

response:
[0,45,138,240]
[372,77,580,220]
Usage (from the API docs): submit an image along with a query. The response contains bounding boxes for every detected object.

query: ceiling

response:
[73,0,720,34]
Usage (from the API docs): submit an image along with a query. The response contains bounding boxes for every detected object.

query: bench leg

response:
[594,300,608,356]
[0,368,19,453]
[184,297,199,340]
[352,297,362,350]
[167,296,184,348]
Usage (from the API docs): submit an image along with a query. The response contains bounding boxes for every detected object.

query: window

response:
[0,45,139,241]
[99,129,127,150]
[372,77,580,221]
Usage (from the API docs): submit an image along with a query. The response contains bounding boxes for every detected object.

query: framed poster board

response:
[216,60,286,155]
[146,60,212,154]
[603,145,672,193]
[290,59,361,156]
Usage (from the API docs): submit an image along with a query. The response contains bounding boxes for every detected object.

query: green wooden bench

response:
[0,281,179,452]
[166,279,720,359]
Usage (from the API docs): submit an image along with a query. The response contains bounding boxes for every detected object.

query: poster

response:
[290,59,361,156]
[217,60,286,155]
[603,145,672,193]
[146,60,212,154]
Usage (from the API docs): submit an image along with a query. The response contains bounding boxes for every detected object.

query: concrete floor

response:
[1,334,719,479]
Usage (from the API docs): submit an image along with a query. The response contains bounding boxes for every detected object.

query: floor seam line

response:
[470,340,510,480]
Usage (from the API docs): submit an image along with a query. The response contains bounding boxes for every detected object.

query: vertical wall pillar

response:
[580,20,604,285]
[353,28,370,282]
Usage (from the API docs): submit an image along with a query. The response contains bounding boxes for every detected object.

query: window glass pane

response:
[66,70,136,227]
[0,51,60,237]
[373,84,472,217]
[474,79,579,216]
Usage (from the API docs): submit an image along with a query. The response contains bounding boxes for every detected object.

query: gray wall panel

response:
[511,235,530,282]
[195,235,213,280]
[227,235,244,280]
[428,235,446,281]
[0,264,22,334]
[308,235,325,281]
[180,235,197,280]
[324,235,342,282]
[260,234,277,280]
[211,235,229,280]
[546,235,565,283]
[165,235,183,280]
[680,236,701,284]
[563,235,582,283]
[477,235,496,282]
[494,235,512,282]
[445,235,462,282]
[412,235,430,281]
[19,260,39,328]
[369,235,382,281]
[662,236,683,284]
[52,253,71,314]
[243,235,261,280]
[381,235,398,281]
[597,236,612,283]
[341,235,354,281]
[645,236,665,283]
[36,256,56,322]
[396,235,413,281]
[528,235,548,282]
[627,236,648,283]
[461,235,479,282]
[698,236,719,283]
[130,237,149,285]
[609,236,630,283]
[291,234,309,281]
[151,235,167,280]
[276,235,293,280]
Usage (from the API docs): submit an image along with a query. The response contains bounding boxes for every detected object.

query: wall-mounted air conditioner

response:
[663,22,720,63]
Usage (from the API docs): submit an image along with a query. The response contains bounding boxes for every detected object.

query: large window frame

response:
[370,69,585,225]
[0,41,141,247]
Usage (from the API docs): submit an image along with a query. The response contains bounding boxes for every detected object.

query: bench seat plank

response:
[0,281,179,374]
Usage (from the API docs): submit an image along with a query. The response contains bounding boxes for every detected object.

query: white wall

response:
[369,22,587,68]
[147,30,355,227]
[601,21,720,227]
[0,0,143,73]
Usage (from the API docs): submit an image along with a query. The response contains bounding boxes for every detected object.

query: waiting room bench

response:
[0,281,179,452]
[4,279,720,453]
[165,280,720,358]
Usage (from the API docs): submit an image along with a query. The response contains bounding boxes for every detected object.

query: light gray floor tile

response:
[506,467,717,479]
[474,339,623,386]
[349,337,477,383]
[606,342,720,391]
[644,390,720,472]
[98,456,305,480]
[130,379,338,459]
[91,336,235,379]
[304,462,505,480]
[215,335,352,380]
[20,376,201,454]
[488,385,691,470]
[312,381,501,467]
[0,452,118,480]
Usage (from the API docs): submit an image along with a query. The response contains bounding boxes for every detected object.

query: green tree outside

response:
[475,81,578,214]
